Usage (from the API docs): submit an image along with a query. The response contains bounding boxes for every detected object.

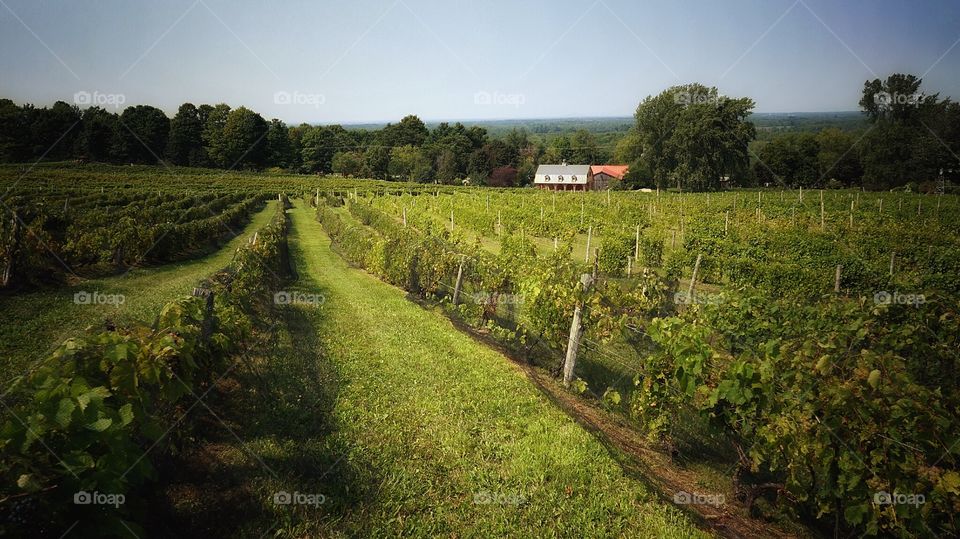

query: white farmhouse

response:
[534,163,591,191]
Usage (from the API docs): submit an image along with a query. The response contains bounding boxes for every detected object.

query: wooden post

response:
[584,226,592,263]
[834,265,842,293]
[402,207,407,227]
[687,253,703,299]
[917,199,922,216]
[580,198,584,225]
[563,273,594,386]
[627,256,632,277]
[554,237,558,251]
[497,210,502,235]
[820,190,825,230]
[450,209,454,232]
[2,211,19,287]
[634,224,640,260]
[725,210,729,234]
[889,251,896,278]
[671,229,676,249]
[452,255,466,306]
[799,186,803,203]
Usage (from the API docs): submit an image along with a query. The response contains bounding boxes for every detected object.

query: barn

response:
[533,164,591,191]
[589,165,629,190]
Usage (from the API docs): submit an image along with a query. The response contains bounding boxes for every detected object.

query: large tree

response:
[117,105,169,163]
[219,107,269,168]
[630,84,755,191]
[265,118,293,168]
[753,132,820,187]
[202,104,231,167]
[77,107,120,162]
[389,145,431,181]
[858,74,954,189]
[381,115,429,147]
[166,103,203,166]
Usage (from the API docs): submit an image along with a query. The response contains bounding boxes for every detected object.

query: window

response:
[571,175,578,181]
[544,175,550,182]
[558,175,564,182]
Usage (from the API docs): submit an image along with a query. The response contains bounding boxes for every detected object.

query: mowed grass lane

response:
[285,202,707,537]
[0,201,278,377]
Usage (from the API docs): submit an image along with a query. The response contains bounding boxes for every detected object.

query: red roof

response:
[590,165,629,179]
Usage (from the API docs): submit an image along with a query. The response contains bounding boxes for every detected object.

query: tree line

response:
[1,73,955,191]
[750,74,959,191]
[0,99,613,186]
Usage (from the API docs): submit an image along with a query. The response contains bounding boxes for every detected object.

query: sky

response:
[1,0,959,124]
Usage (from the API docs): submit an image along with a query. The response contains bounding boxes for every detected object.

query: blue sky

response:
[1,0,959,123]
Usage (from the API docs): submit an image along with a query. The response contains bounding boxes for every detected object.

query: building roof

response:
[534,164,590,184]
[590,165,630,179]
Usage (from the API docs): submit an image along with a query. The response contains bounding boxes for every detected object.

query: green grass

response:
[230,201,709,537]
[0,201,278,380]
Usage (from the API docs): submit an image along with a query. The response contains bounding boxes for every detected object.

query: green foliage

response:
[0,200,289,535]
[640,291,960,537]
[598,233,633,275]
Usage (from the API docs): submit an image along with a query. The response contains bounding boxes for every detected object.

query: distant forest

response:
[0,74,955,191]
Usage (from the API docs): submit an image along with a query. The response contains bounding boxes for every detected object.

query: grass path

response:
[279,201,707,537]
[0,201,277,377]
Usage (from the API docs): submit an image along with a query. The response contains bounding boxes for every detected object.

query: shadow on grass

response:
[142,301,378,537]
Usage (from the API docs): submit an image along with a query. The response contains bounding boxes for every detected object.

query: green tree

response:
[202,104,231,167]
[815,128,862,186]
[631,84,755,191]
[753,132,820,187]
[389,145,431,181]
[381,115,429,147]
[77,107,120,162]
[265,119,293,168]
[0,99,31,162]
[331,151,367,177]
[166,103,203,166]
[569,129,600,164]
[858,74,950,189]
[364,146,391,180]
[219,107,269,168]
[117,105,169,163]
